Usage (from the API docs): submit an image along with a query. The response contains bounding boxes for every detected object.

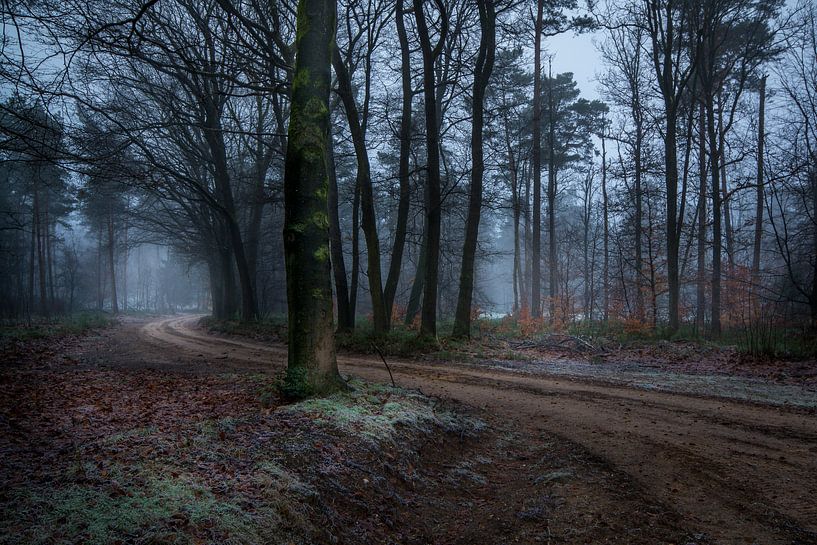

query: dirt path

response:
[139,315,817,545]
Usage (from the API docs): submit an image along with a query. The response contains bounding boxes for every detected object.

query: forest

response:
[1,0,817,544]
[3,0,816,343]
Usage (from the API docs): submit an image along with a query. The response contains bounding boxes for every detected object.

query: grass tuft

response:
[281,380,485,444]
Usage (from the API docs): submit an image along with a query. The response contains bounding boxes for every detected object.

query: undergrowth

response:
[204,313,817,362]
[201,315,287,343]
[0,311,112,346]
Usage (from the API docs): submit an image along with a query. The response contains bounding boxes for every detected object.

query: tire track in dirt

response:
[142,315,817,544]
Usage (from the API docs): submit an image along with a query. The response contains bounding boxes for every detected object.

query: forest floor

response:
[1,314,816,545]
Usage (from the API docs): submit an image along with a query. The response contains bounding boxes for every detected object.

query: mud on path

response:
[87,315,817,544]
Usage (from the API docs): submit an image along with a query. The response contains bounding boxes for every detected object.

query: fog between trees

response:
[2,0,816,356]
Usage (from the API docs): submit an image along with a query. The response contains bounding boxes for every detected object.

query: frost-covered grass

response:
[1,426,319,545]
[2,468,282,545]
[281,380,485,444]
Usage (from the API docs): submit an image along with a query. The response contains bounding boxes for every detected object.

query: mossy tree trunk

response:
[282,0,342,398]
[453,0,496,339]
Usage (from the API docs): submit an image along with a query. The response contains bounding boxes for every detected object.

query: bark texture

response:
[282,0,342,397]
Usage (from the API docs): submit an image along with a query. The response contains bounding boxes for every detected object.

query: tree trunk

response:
[282,0,342,397]
[717,95,735,273]
[122,215,128,313]
[706,97,722,337]
[547,62,557,321]
[350,181,360,320]
[752,75,766,279]
[510,139,521,315]
[96,233,103,311]
[522,163,531,310]
[28,201,35,320]
[208,253,225,320]
[107,209,119,315]
[647,0,684,334]
[582,189,591,320]
[601,131,609,323]
[45,194,55,311]
[245,96,269,295]
[453,0,495,339]
[218,242,239,319]
[531,0,544,319]
[696,103,707,332]
[205,117,258,322]
[327,135,353,331]
[811,166,817,327]
[414,0,446,338]
[383,0,413,328]
[332,49,387,333]
[404,226,427,326]
[34,180,48,316]
[665,105,680,333]
[634,121,645,322]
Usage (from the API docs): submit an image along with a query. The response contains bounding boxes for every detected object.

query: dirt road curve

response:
[141,315,817,545]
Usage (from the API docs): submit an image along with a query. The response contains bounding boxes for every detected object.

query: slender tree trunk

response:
[218,242,238,319]
[327,135,353,331]
[647,1,683,334]
[665,105,680,333]
[122,215,128,313]
[45,194,55,311]
[107,209,119,314]
[28,203,35,319]
[383,0,413,328]
[34,180,48,316]
[752,75,766,279]
[634,122,645,322]
[531,0,544,319]
[206,119,258,322]
[601,132,609,323]
[350,182,360,320]
[582,192,591,320]
[404,227,427,326]
[245,97,269,295]
[716,95,735,275]
[706,97,722,337]
[96,233,103,310]
[282,0,342,397]
[546,61,558,320]
[510,141,521,315]
[523,165,531,310]
[208,254,225,320]
[414,0,446,338]
[811,166,817,326]
[332,49,387,333]
[696,103,707,332]
[453,0,495,339]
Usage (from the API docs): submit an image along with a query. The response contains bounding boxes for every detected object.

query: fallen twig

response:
[372,343,396,388]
